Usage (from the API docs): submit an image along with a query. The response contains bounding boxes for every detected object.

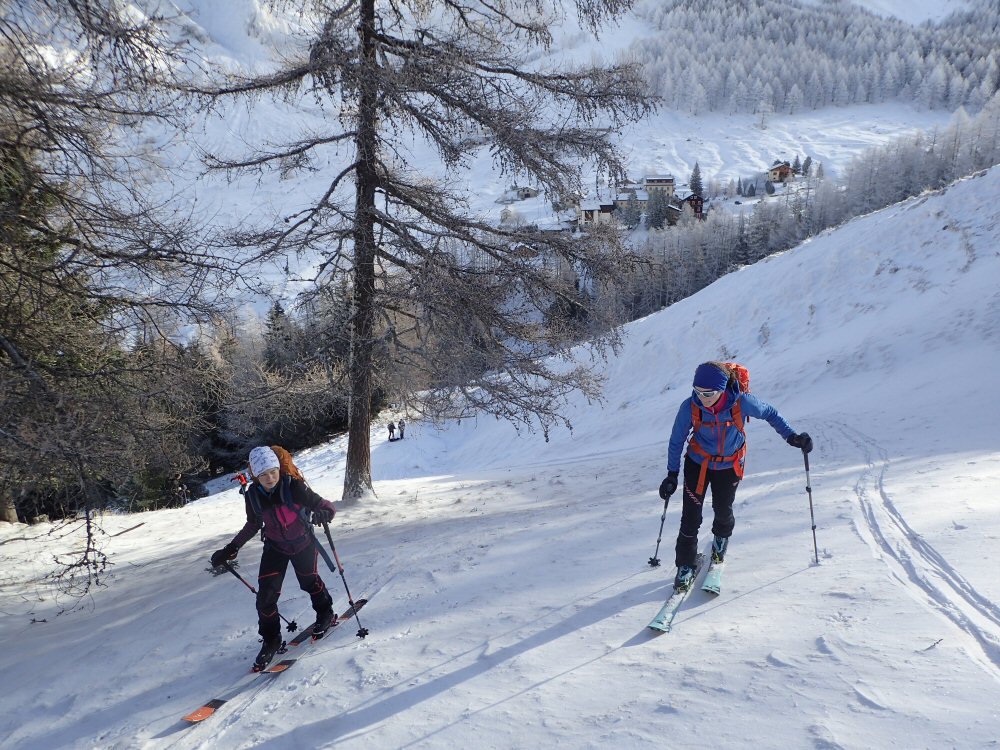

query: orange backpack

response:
[270,445,306,482]
[687,362,750,493]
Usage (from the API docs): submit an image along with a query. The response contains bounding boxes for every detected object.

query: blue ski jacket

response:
[667,384,795,473]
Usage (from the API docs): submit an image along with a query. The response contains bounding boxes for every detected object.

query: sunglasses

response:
[694,387,720,398]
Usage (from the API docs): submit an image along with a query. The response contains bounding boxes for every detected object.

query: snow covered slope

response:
[2,165,999,748]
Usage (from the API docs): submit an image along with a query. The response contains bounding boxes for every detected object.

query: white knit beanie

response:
[249,446,280,477]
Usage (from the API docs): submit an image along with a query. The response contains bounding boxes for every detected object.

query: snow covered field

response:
[3,164,999,749]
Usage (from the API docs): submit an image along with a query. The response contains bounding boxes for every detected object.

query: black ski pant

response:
[256,541,333,641]
[674,455,740,568]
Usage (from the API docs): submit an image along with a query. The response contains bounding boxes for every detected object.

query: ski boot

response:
[674,565,696,592]
[252,635,284,672]
[312,608,337,640]
[712,535,729,564]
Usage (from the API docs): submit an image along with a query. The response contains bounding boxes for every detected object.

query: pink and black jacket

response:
[230,475,337,557]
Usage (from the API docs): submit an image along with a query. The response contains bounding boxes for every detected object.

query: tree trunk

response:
[342,0,378,501]
[0,494,17,523]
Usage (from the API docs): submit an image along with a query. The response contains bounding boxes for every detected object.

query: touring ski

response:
[647,554,704,633]
[266,598,368,672]
[182,598,368,723]
[701,559,724,595]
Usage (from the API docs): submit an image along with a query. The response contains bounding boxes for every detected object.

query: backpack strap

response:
[246,486,265,542]
[687,398,747,494]
[249,477,337,570]
[280,477,337,572]
[248,476,312,545]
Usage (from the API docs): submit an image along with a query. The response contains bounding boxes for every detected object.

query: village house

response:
[578,195,618,226]
[613,188,649,211]
[496,184,542,204]
[680,194,704,218]
[576,174,678,226]
[768,161,793,183]
[642,175,676,200]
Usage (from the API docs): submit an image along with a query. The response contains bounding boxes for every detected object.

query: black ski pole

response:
[222,561,298,632]
[802,450,819,565]
[648,494,671,567]
[322,523,369,638]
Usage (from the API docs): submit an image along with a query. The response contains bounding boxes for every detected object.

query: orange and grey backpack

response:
[687,362,751,494]
[270,445,305,482]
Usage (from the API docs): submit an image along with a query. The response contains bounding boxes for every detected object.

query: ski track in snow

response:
[837,421,1000,681]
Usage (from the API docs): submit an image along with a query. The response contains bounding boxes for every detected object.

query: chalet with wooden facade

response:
[768,161,793,183]
[680,194,704,218]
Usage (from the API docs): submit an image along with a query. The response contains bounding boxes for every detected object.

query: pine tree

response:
[690,162,704,197]
[263,301,302,374]
[792,155,802,174]
[646,191,668,229]
[620,192,642,229]
[802,156,813,176]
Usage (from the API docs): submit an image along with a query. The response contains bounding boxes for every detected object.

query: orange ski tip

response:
[183,699,226,722]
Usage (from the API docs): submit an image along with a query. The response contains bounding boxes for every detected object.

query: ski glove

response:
[210,543,239,568]
[787,432,814,453]
[311,506,335,525]
[659,471,679,500]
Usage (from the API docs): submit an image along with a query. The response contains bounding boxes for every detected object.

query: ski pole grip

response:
[802,449,810,472]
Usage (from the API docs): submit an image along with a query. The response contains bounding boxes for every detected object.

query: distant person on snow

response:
[659,362,813,591]
[388,421,396,441]
[397,419,405,439]
[210,446,338,670]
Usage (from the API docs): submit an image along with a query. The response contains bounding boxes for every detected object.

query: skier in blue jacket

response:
[659,362,813,590]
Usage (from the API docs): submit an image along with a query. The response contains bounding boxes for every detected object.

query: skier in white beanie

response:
[211,445,338,671]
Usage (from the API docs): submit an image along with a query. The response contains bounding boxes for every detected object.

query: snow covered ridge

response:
[632,0,999,115]
[2,165,999,749]
[829,0,972,24]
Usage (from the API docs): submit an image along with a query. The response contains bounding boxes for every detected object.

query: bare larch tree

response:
[201,0,655,500]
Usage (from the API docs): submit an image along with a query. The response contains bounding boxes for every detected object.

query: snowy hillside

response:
[3,166,999,748]
[152,0,958,275]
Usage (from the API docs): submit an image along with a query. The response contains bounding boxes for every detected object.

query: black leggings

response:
[256,541,332,640]
[674,455,740,568]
